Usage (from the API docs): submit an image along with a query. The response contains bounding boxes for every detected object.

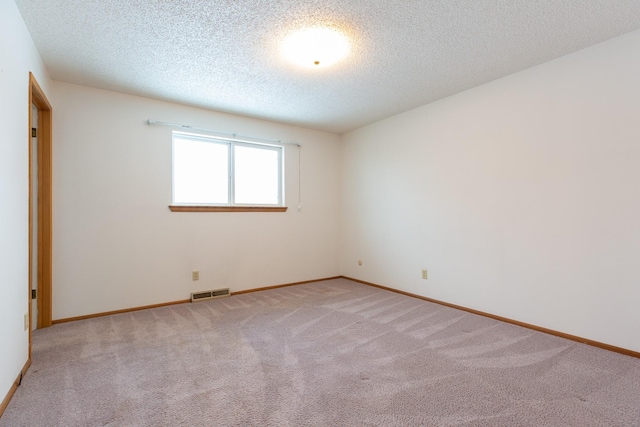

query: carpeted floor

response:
[2,278,639,426]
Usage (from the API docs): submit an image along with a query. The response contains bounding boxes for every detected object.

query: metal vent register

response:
[190,288,230,303]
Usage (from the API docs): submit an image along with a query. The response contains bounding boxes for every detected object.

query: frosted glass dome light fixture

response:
[281,27,350,68]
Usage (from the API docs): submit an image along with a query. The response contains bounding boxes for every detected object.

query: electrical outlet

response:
[24,313,29,331]
[421,269,428,280]
[192,270,199,281]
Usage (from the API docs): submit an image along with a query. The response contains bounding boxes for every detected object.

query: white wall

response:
[51,82,341,320]
[341,29,640,352]
[0,0,51,406]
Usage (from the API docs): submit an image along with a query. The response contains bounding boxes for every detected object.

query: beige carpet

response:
[2,278,639,426]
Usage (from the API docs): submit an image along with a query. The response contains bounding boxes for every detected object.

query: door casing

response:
[28,73,53,347]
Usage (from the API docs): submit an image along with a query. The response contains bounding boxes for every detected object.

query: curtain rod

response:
[146,119,301,147]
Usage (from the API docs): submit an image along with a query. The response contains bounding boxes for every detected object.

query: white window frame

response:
[172,131,284,207]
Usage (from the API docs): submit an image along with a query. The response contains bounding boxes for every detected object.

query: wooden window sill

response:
[169,206,288,213]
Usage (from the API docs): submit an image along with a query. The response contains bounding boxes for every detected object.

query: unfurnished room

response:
[1,0,640,425]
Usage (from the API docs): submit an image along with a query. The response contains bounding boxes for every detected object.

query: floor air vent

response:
[191,288,230,303]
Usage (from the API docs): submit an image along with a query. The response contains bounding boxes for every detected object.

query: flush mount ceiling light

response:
[281,27,350,68]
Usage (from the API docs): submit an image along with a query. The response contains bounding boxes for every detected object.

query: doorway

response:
[28,73,52,346]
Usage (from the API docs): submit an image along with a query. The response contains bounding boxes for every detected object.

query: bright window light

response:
[173,137,228,204]
[234,145,280,205]
[172,132,283,206]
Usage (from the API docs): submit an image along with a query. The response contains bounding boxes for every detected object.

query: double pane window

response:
[172,132,283,206]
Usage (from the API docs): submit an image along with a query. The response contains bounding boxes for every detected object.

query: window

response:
[171,132,284,211]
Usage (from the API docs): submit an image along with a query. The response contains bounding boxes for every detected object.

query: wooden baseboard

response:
[52,299,191,324]
[231,276,342,296]
[52,277,342,324]
[0,358,31,418]
[341,276,640,359]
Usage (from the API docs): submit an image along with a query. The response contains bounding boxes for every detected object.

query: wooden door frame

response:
[28,73,52,342]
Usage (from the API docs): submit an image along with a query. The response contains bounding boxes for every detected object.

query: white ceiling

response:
[15,0,640,134]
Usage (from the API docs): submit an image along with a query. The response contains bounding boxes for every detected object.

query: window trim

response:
[168,206,288,213]
[171,131,286,211]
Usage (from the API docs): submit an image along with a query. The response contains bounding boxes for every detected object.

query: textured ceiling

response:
[15,0,640,134]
